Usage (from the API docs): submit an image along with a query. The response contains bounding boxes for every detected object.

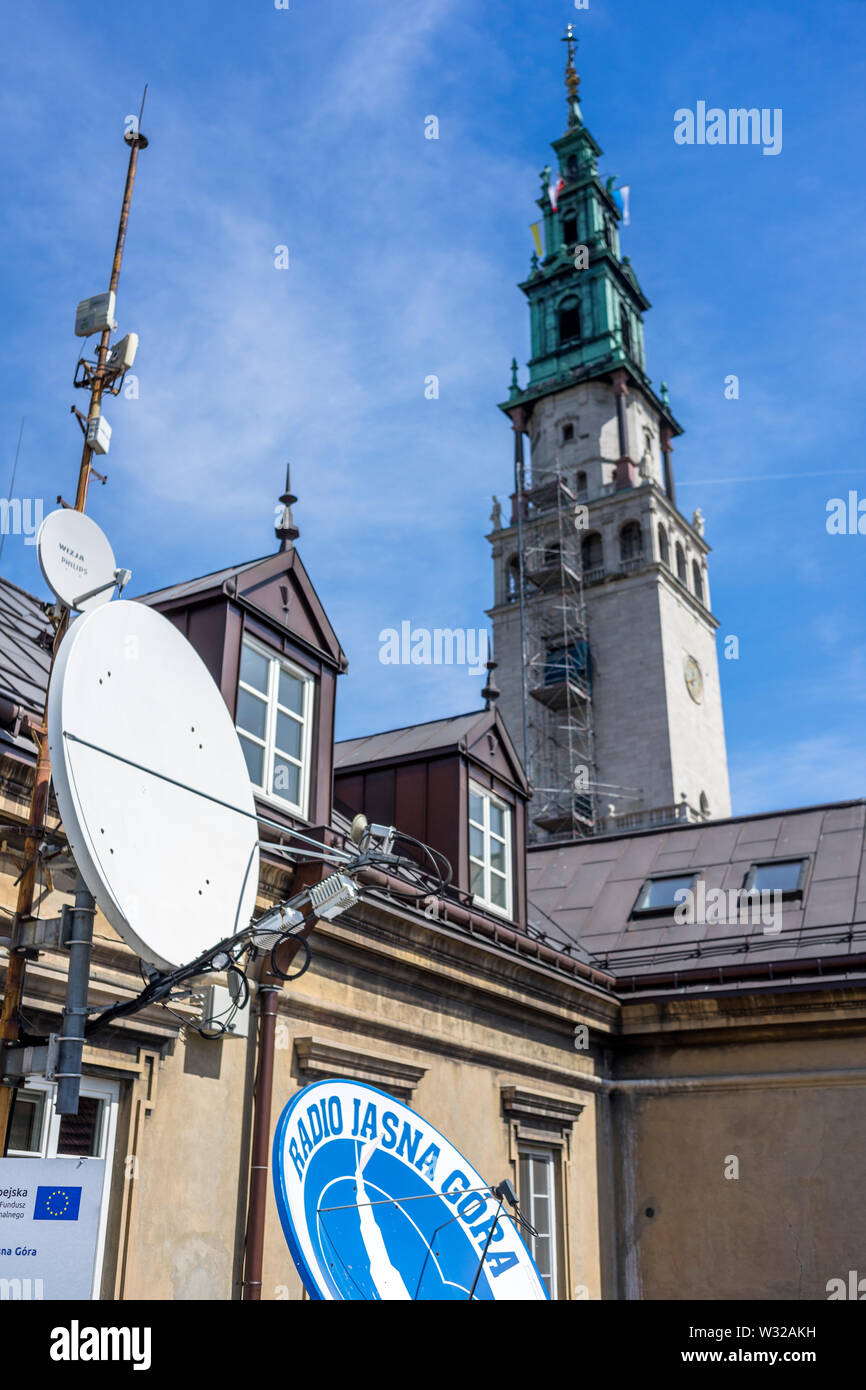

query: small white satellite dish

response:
[37,509,120,613]
[47,601,260,971]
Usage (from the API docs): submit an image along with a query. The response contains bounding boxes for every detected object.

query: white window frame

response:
[519,1146,560,1299]
[6,1076,120,1299]
[236,636,314,819]
[468,781,513,919]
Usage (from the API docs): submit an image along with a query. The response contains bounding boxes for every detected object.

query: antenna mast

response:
[0,99,148,1146]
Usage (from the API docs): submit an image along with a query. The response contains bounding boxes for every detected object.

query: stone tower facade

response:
[487,32,731,840]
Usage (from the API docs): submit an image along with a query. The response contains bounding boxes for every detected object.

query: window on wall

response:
[675,543,687,584]
[576,470,587,499]
[558,298,581,345]
[658,525,670,567]
[561,422,574,443]
[469,782,513,917]
[236,638,313,816]
[519,1149,561,1298]
[582,531,603,572]
[619,305,632,354]
[692,561,704,603]
[620,520,643,563]
[562,213,577,246]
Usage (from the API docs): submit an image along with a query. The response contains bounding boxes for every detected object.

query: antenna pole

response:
[75,101,148,513]
[0,107,148,1148]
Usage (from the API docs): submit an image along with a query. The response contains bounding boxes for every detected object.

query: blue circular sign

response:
[272,1080,549,1301]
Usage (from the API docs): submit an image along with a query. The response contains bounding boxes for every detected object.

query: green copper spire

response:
[507,29,652,398]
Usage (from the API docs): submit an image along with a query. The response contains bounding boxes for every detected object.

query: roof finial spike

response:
[560,23,582,129]
[482,651,500,710]
[275,461,300,551]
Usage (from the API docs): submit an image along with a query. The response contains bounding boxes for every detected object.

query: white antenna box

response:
[85,415,112,455]
[75,291,117,338]
[196,983,250,1040]
[106,332,138,374]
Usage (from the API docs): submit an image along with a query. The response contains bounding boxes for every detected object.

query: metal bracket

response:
[0,1033,60,1085]
[13,904,74,952]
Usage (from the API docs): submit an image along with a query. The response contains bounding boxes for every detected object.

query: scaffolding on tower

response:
[516,461,595,843]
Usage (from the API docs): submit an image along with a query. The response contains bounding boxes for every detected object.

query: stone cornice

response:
[294,1036,427,1099]
[501,1086,586,1125]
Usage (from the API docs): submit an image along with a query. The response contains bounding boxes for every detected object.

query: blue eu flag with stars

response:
[33,1186,82,1221]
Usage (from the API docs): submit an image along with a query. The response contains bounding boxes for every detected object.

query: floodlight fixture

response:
[348,814,396,855]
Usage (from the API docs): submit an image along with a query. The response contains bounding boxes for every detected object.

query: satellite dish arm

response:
[83,881,326,1038]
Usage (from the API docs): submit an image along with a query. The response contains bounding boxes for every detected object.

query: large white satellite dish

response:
[47,601,260,971]
[36,509,119,613]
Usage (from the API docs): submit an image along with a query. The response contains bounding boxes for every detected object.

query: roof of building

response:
[335,712,493,767]
[133,556,266,604]
[0,576,52,754]
[335,706,530,796]
[139,549,348,673]
[528,799,866,996]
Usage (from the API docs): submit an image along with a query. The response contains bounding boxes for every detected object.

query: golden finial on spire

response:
[561,23,581,128]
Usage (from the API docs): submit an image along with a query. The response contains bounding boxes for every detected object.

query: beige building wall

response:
[606,1000,866,1300]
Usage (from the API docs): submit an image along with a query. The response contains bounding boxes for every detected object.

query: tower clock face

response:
[684,655,703,703]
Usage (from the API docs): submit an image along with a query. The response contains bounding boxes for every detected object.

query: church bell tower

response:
[487,27,731,841]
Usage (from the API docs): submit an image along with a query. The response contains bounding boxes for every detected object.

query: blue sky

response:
[1,0,864,814]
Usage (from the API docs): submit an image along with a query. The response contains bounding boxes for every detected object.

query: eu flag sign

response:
[33,1186,82,1221]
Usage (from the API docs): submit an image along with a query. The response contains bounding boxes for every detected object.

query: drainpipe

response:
[241,984,279,1300]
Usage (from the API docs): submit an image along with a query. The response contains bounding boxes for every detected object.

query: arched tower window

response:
[692,561,704,603]
[582,532,603,574]
[620,520,643,564]
[559,297,581,345]
[562,213,578,246]
[619,305,632,355]
[676,543,687,583]
[543,541,561,569]
[506,556,520,601]
[576,470,588,499]
[657,525,670,567]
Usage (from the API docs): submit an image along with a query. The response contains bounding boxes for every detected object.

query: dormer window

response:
[236,637,313,816]
[469,782,513,917]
